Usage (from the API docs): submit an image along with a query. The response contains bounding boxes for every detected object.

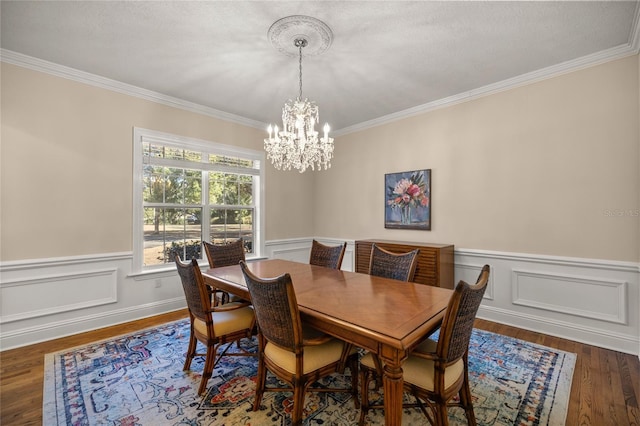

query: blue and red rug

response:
[43,319,575,425]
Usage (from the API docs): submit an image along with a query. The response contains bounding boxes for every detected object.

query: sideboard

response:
[354,239,454,289]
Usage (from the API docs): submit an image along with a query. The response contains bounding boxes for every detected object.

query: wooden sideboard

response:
[355,239,454,289]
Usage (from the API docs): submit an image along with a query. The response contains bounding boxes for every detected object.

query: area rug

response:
[43,319,576,425]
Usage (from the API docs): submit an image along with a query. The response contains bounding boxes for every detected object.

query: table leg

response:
[382,360,404,426]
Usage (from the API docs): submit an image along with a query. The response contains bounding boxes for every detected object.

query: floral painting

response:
[385,169,431,230]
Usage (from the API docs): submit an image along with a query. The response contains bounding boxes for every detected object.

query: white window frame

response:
[132,127,265,274]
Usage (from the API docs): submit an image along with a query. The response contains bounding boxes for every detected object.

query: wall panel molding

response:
[511,269,627,324]
[1,268,118,324]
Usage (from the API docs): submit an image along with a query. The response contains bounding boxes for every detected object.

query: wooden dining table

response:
[202,258,453,426]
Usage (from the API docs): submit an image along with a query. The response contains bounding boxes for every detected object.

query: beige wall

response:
[315,55,640,262]
[2,56,639,263]
[0,63,314,261]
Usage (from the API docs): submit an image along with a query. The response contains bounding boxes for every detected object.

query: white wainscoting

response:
[1,240,638,356]
[456,249,639,356]
[0,252,187,350]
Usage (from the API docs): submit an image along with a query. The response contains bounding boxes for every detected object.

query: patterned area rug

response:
[43,319,575,425]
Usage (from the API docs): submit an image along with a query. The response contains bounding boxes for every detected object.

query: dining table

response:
[202,258,454,426]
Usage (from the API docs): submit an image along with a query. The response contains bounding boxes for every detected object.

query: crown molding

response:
[2,30,638,138]
[0,49,265,131]
[630,0,640,53]
[333,41,639,137]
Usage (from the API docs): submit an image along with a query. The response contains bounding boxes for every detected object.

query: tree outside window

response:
[133,128,263,272]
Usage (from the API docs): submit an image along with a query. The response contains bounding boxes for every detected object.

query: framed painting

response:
[385,169,431,230]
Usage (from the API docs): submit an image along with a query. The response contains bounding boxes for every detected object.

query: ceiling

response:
[2,1,639,134]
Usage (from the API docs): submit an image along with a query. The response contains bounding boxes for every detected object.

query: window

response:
[133,128,264,273]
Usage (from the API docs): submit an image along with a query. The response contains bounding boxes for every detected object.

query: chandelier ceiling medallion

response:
[264,16,334,173]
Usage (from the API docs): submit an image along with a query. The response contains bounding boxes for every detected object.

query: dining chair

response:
[359,265,491,426]
[368,243,420,282]
[239,260,360,426]
[203,239,246,305]
[365,243,421,381]
[309,239,347,269]
[173,253,256,395]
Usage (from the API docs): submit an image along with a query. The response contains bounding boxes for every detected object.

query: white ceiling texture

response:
[2,1,639,135]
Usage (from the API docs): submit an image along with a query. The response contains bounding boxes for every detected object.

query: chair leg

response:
[198,344,217,395]
[459,376,477,426]
[358,367,373,426]
[183,330,197,371]
[253,355,266,411]
[371,354,384,390]
[435,401,449,426]
[349,354,360,409]
[291,383,306,426]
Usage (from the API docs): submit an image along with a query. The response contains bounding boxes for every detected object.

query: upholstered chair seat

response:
[192,304,255,337]
[265,338,357,375]
[361,339,464,392]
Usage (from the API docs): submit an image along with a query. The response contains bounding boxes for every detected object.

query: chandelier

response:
[264,16,334,173]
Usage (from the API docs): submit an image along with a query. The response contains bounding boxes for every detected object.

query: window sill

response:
[128,256,268,281]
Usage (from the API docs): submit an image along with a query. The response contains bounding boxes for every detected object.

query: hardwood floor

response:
[1,311,638,425]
